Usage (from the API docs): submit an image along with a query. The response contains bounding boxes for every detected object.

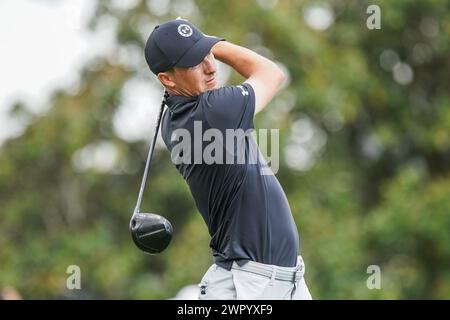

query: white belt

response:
[231,256,305,283]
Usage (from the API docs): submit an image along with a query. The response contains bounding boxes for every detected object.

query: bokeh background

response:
[0,0,449,299]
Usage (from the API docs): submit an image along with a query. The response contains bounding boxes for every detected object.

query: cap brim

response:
[175,36,223,68]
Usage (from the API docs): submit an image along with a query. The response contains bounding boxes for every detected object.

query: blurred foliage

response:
[0,0,449,299]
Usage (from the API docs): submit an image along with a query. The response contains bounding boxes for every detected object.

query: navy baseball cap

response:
[145,19,223,75]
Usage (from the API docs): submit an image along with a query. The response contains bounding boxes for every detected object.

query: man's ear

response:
[158,72,175,88]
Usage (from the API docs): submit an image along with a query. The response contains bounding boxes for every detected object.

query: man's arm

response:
[212,41,285,115]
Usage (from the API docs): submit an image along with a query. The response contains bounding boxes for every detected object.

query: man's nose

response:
[203,54,216,74]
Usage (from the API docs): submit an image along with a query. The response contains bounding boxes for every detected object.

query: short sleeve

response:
[201,83,255,131]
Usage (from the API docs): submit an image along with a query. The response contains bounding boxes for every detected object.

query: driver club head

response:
[130,213,173,254]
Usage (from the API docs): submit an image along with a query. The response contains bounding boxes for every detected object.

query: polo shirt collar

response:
[166,94,198,113]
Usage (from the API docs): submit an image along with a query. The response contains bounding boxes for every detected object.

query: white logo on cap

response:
[178,24,193,37]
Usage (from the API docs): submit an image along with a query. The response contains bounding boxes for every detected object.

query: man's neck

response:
[166,87,198,97]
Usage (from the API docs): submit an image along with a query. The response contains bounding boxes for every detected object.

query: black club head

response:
[130,213,173,254]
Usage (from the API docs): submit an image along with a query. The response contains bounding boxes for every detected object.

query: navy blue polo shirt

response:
[161,83,299,270]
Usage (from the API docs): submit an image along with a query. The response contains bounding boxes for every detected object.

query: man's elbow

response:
[273,66,286,90]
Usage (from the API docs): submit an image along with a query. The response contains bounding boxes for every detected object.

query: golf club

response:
[129,90,173,254]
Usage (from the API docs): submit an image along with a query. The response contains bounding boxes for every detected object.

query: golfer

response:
[144,18,312,300]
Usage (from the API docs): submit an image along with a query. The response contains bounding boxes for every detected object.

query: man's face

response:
[162,51,218,96]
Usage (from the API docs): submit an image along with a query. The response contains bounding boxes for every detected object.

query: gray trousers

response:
[198,256,312,300]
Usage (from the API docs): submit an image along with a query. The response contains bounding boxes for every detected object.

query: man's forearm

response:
[212,41,281,80]
[212,40,285,114]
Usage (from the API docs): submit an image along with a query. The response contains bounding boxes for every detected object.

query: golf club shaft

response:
[133,90,168,215]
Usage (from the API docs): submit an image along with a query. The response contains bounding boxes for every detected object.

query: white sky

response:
[0,0,116,144]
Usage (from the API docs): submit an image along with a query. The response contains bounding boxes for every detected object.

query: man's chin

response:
[205,77,218,90]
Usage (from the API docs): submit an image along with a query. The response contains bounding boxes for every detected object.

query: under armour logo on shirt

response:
[237,85,249,96]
